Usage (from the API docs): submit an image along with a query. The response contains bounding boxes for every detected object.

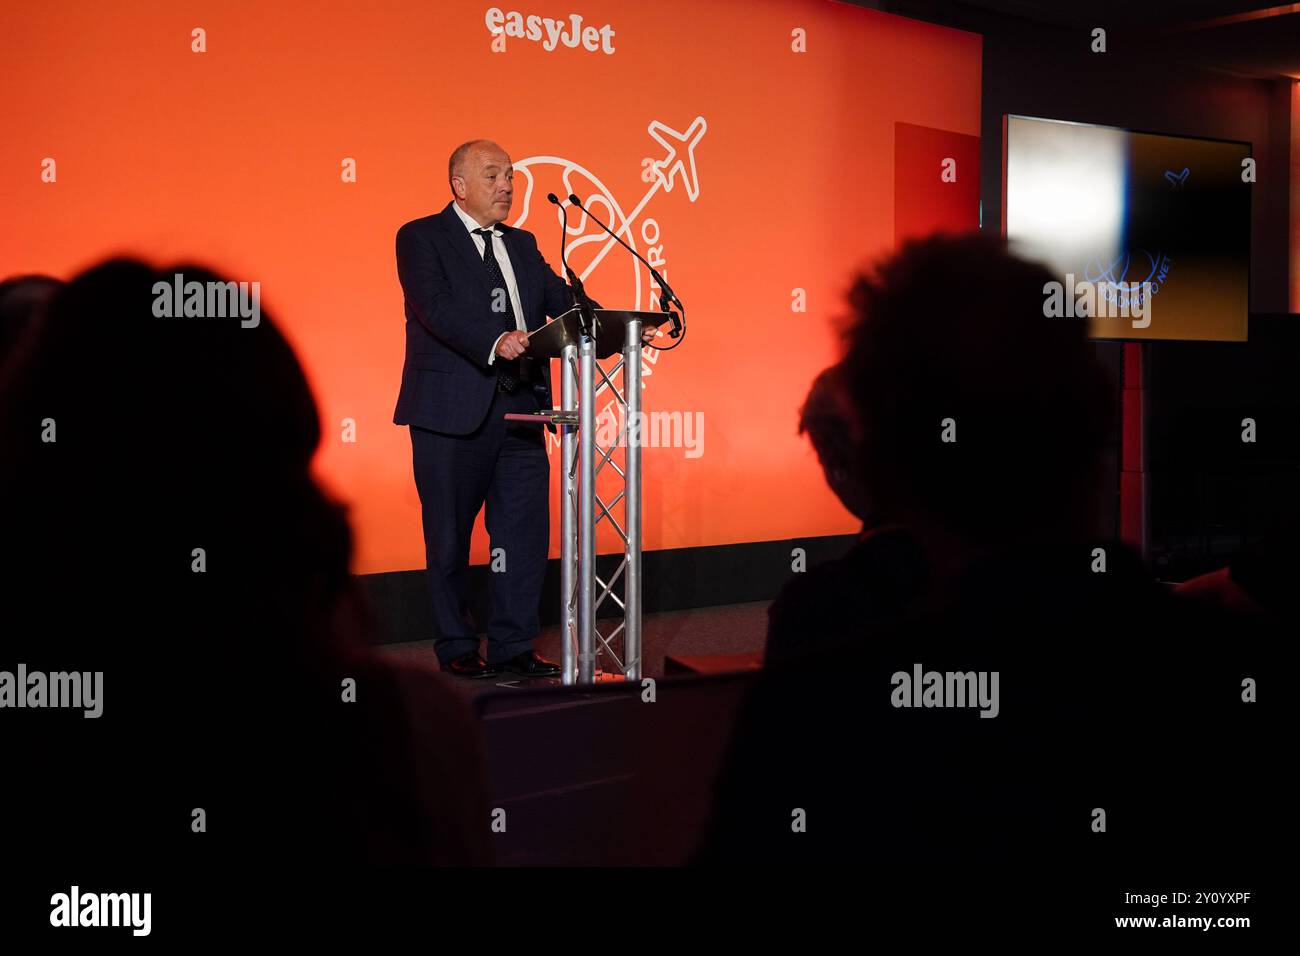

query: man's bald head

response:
[448,140,499,191]
[447,140,514,227]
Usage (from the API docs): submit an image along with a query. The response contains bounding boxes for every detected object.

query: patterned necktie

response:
[475,228,521,393]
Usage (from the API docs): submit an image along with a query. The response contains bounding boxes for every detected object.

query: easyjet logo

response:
[485,8,616,54]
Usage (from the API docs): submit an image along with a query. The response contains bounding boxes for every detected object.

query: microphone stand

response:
[567,193,686,343]
[547,192,597,339]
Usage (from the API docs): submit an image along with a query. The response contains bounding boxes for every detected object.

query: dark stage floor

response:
[380,600,769,701]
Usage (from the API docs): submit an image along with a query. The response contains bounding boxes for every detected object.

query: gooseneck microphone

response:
[567,193,684,341]
[545,192,571,272]
[547,192,596,336]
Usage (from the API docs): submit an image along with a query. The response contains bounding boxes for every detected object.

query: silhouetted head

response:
[0,258,416,867]
[798,363,876,526]
[0,273,62,368]
[0,257,353,661]
[839,233,1114,552]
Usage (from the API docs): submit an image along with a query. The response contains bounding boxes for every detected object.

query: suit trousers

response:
[409,385,549,665]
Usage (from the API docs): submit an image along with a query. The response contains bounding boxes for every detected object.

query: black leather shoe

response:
[443,652,498,679]
[496,650,561,677]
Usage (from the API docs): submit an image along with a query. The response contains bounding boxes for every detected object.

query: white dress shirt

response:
[451,200,526,364]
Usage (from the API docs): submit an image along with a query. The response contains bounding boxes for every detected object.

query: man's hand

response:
[495,330,528,360]
[641,326,659,345]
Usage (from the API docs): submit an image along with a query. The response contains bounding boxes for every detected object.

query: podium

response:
[505,308,672,684]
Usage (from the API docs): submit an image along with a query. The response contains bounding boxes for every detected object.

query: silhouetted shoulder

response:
[765,529,929,665]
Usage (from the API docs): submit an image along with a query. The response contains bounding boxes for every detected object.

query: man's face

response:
[455,146,513,226]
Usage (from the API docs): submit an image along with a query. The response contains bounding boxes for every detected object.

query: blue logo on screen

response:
[1084,250,1172,311]
[1081,165,1185,310]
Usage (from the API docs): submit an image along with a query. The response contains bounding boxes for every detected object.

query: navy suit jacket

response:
[393,201,579,435]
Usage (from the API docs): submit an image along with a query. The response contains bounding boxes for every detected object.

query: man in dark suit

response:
[394,139,651,678]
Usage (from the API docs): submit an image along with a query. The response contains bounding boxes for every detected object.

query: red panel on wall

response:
[894,122,981,244]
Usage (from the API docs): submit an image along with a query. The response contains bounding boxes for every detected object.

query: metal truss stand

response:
[508,308,670,685]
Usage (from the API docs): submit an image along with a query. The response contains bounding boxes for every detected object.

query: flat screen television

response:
[1003,115,1251,342]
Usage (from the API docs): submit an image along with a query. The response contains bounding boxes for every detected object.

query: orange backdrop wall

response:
[0,0,981,574]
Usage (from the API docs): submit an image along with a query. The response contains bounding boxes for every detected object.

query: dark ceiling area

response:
[873,0,1300,79]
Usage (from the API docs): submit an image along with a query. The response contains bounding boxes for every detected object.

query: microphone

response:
[568,193,683,339]
[546,192,569,270]
[547,192,596,337]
